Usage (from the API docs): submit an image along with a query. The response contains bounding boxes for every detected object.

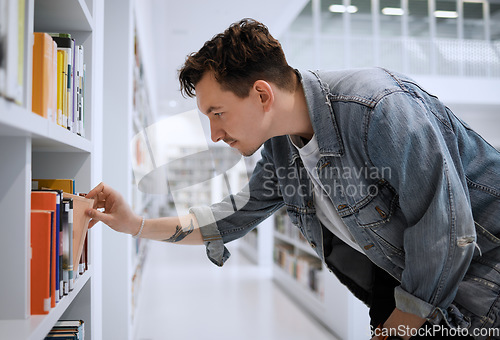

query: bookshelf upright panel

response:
[0,0,103,338]
[0,137,31,320]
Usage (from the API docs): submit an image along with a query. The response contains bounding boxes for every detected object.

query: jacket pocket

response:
[353,179,399,227]
[474,221,500,257]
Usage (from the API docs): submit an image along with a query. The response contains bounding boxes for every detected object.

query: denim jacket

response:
[190,68,500,333]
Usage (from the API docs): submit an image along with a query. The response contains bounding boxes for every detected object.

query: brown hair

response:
[178,18,296,98]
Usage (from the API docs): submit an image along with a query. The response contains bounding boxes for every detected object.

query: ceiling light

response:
[434,10,458,18]
[329,4,358,13]
[382,7,404,16]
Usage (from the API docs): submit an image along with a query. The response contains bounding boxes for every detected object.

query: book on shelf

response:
[28,31,86,135]
[273,241,324,299]
[44,319,85,340]
[56,48,66,127]
[0,0,25,104]
[31,191,58,309]
[62,192,93,273]
[33,178,75,195]
[61,197,74,293]
[30,186,93,312]
[50,34,73,131]
[30,210,53,315]
[32,32,57,120]
[33,189,63,302]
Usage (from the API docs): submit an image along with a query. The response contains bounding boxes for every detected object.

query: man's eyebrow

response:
[206,106,223,115]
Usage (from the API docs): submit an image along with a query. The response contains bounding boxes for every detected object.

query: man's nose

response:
[210,121,224,143]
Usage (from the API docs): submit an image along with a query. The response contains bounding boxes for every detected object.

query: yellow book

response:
[16,0,25,105]
[57,50,64,126]
[32,33,53,118]
[62,50,68,128]
[32,179,74,194]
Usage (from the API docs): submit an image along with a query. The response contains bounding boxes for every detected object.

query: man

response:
[86,19,500,339]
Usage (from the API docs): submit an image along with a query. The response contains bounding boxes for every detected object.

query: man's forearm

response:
[135,214,204,245]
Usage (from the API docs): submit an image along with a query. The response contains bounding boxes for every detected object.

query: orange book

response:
[32,33,55,119]
[30,210,52,315]
[31,191,57,308]
[63,193,94,271]
[32,178,74,194]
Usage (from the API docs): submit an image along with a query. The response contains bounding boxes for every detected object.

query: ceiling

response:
[135,0,309,118]
[135,0,500,118]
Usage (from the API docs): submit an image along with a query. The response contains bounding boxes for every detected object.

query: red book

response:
[31,191,57,308]
[30,210,52,314]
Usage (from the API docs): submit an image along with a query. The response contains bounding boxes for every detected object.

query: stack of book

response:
[44,320,84,339]
[274,243,324,300]
[32,32,86,136]
[30,179,93,315]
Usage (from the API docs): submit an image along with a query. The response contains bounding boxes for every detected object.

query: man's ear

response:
[253,80,274,112]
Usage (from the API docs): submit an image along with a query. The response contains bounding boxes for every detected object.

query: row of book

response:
[274,243,325,300]
[275,212,309,246]
[44,320,84,339]
[0,0,25,104]
[32,32,86,136]
[30,179,94,315]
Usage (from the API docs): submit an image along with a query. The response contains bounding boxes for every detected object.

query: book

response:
[16,0,25,105]
[2,0,20,102]
[44,319,84,339]
[51,34,74,131]
[44,333,77,339]
[33,178,75,194]
[31,191,58,308]
[32,33,55,119]
[61,198,73,294]
[30,210,52,315]
[52,40,57,123]
[33,188,63,303]
[62,193,93,272]
[56,49,65,126]
[53,320,84,339]
[75,45,84,136]
[0,0,7,95]
[79,231,88,275]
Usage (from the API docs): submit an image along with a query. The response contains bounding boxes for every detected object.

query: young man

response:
[87,19,500,339]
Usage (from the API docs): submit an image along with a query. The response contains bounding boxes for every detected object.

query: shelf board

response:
[0,98,91,152]
[0,268,92,340]
[274,231,318,257]
[34,0,93,32]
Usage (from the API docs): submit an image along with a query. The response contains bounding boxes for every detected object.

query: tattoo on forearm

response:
[162,219,194,243]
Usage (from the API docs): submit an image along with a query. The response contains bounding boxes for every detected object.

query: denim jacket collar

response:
[287,70,344,165]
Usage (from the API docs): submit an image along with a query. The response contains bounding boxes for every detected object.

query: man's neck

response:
[270,75,314,141]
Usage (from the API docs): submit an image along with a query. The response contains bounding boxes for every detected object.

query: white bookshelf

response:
[272,209,370,340]
[239,217,274,273]
[0,0,104,339]
[101,0,157,339]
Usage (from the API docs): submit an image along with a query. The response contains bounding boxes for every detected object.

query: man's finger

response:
[86,182,105,199]
[86,208,112,226]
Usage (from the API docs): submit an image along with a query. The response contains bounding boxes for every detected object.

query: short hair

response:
[178,18,296,98]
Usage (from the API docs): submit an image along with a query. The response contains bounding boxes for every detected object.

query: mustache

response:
[223,137,236,144]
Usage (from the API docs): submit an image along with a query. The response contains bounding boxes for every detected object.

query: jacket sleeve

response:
[190,142,284,266]
[365,90,476,320]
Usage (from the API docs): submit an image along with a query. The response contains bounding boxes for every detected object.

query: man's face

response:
[196,72,268,157]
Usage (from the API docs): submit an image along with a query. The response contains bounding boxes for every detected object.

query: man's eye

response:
[214,112,223,117]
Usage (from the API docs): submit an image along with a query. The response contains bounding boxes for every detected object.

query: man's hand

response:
[371,308,427,340]
[85,182,142,235]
